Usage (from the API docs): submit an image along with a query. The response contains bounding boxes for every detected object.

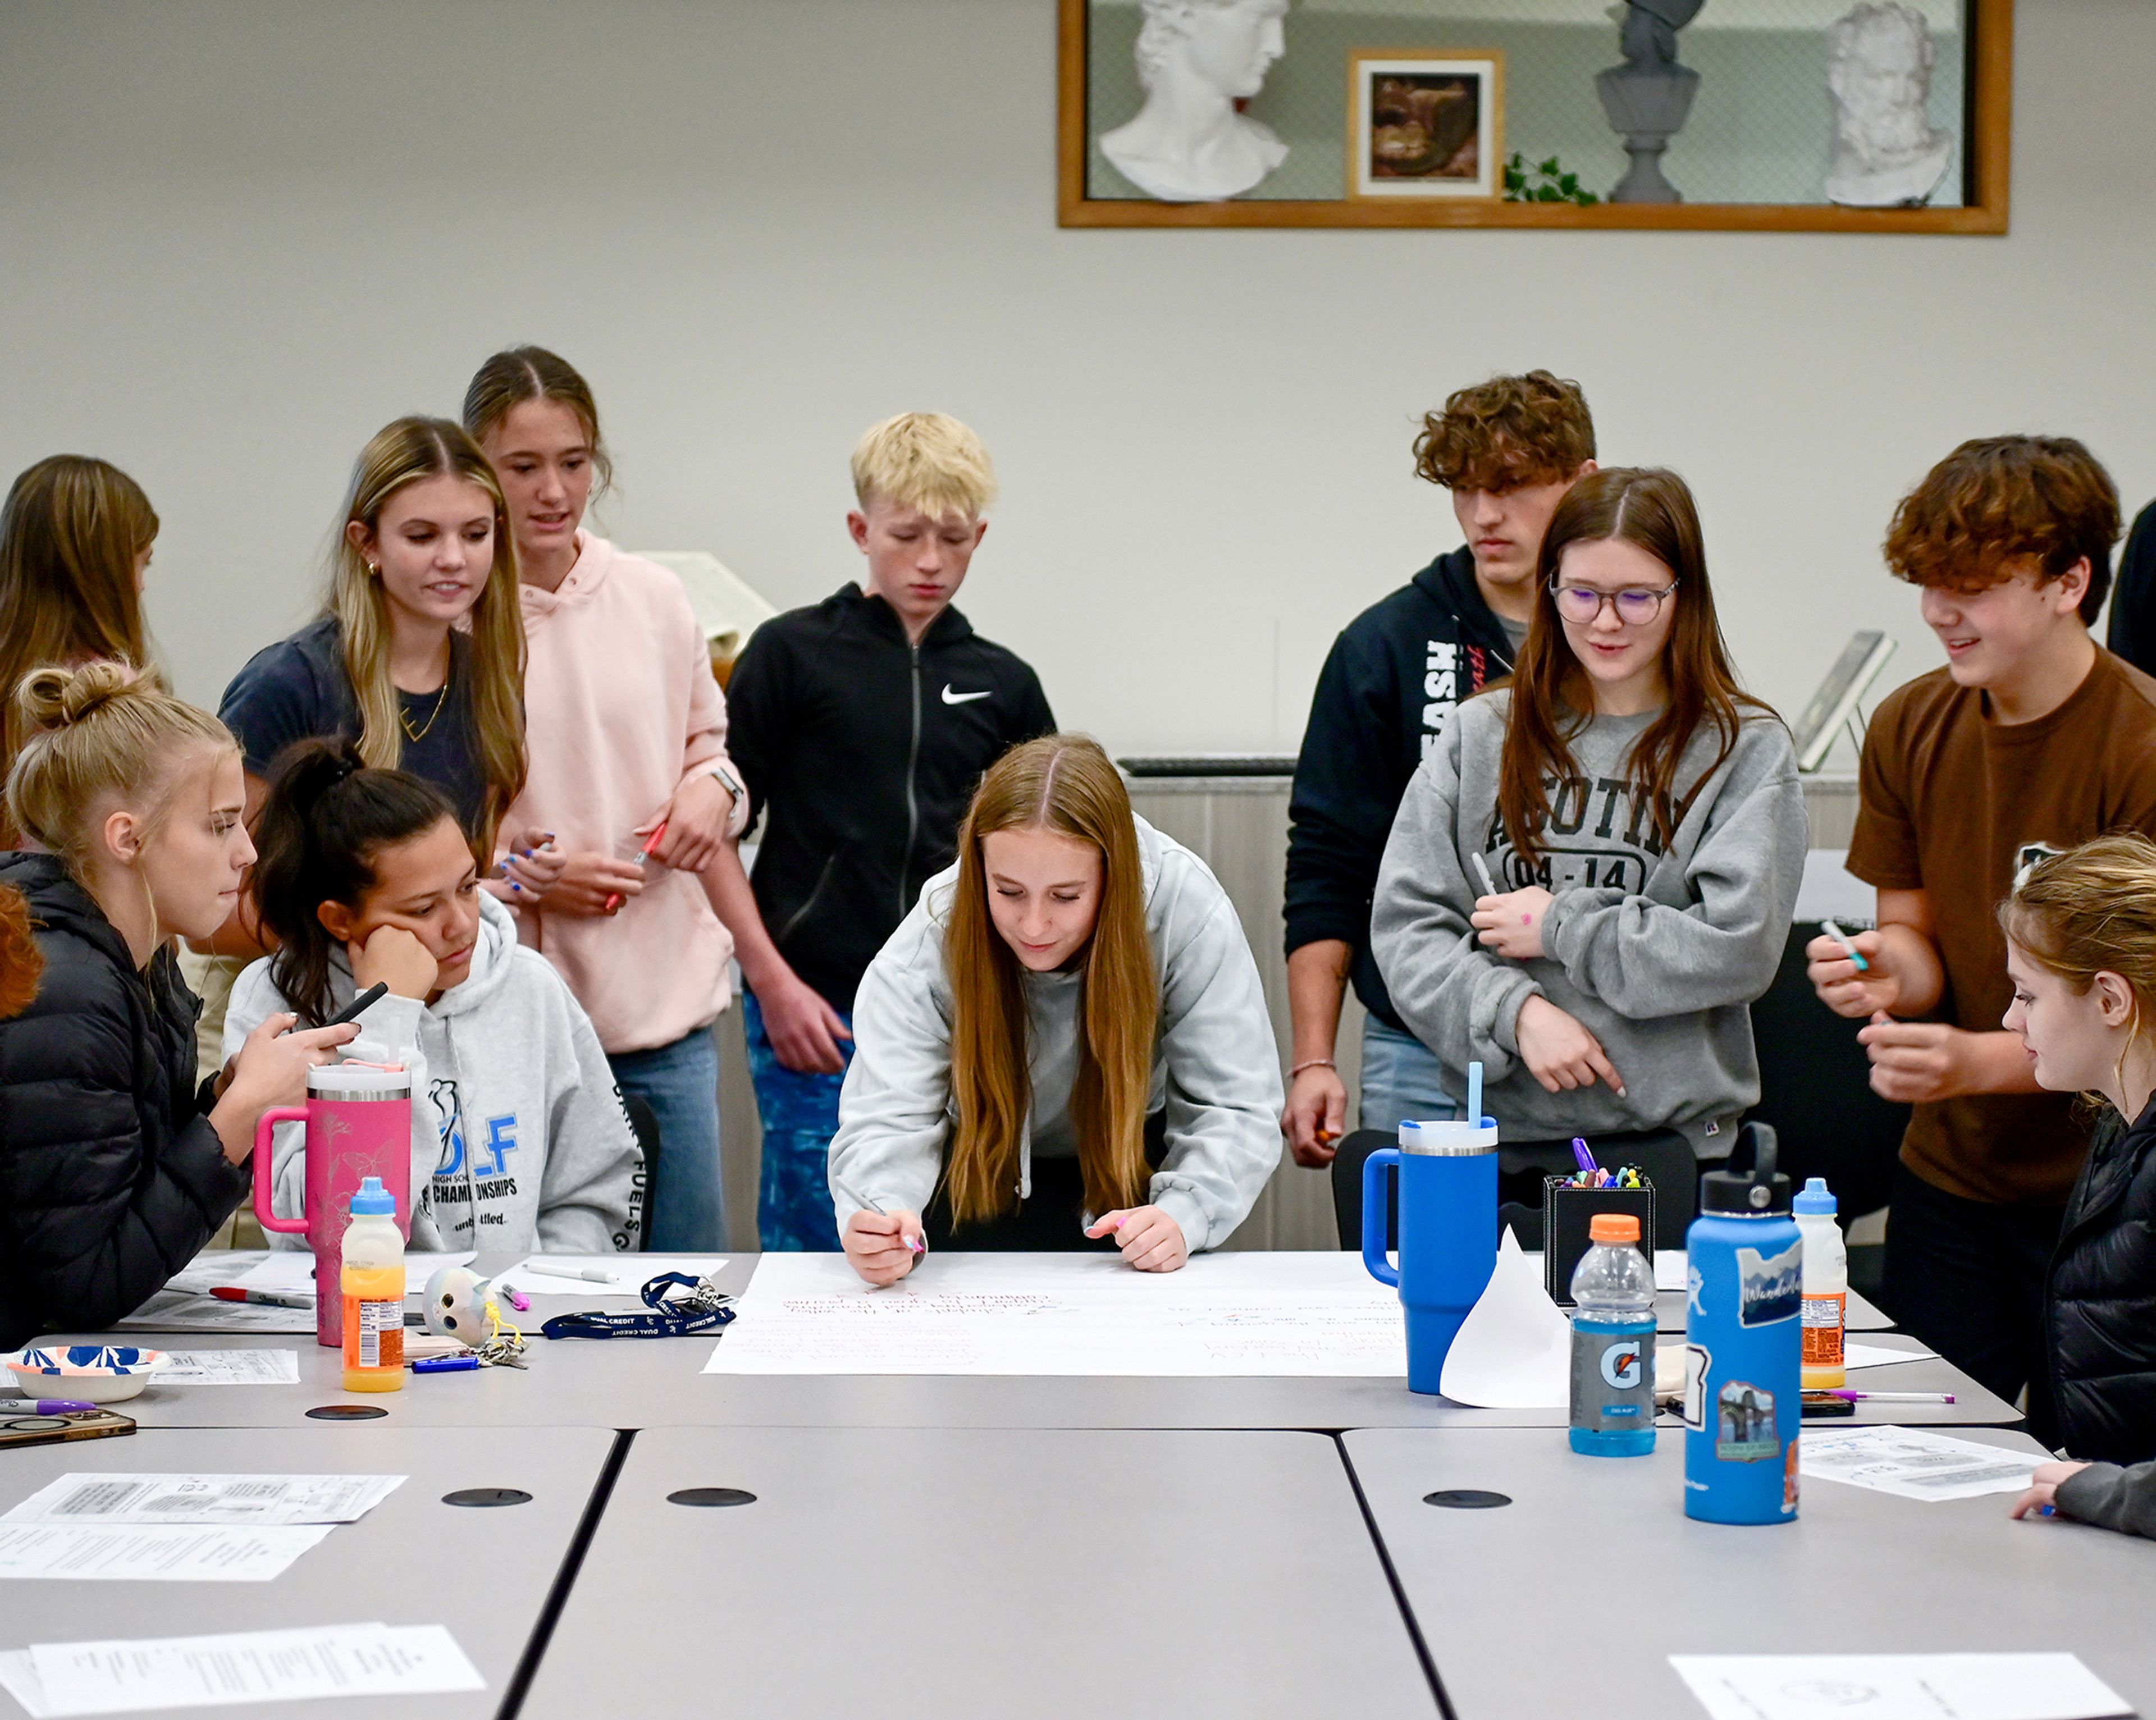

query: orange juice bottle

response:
[340,1176,405,1392]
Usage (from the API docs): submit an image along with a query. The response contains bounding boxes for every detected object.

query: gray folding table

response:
[1342,1426,2156,1719]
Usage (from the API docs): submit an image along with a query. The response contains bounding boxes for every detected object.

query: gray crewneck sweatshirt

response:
[1372,689,1806,1155]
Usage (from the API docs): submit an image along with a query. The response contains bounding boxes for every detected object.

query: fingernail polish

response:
[510,882,522,893]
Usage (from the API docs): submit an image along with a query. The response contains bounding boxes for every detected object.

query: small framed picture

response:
[1347,51,1504,200]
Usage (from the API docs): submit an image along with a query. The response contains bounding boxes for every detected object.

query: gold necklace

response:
[400,676,451,744]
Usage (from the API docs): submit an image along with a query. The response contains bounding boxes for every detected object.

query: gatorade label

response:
[1715,1379,1780,1462]
[1802,1293,1846,1367]
[345,1298,403,1371]
[1570,1316,1655,1432]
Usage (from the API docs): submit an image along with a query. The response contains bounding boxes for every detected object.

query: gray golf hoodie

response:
[1372,690,1806,1155]
[829,815,1284,1251]
[226,891,642,1254]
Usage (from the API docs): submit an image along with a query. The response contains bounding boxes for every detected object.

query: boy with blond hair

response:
[707,413,1055,1249]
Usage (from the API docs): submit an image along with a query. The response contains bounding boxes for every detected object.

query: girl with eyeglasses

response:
[1372,466,1806,1168]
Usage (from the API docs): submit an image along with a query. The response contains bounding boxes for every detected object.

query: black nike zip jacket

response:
[724,583,1056,1011]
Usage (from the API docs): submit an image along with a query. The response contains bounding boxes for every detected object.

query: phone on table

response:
[0,1408,138,1451]
[1801,1390,1856,1419]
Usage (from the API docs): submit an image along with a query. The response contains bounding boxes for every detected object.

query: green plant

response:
[1503,153,1599,206]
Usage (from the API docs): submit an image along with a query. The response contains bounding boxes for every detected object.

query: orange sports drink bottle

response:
[340,1175,405,1392]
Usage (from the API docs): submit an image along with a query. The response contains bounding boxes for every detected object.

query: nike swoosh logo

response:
[942,686,991,705]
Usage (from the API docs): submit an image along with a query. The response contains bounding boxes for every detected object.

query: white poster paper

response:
[1799,1425,2039,1501]
[704,1250,1409,1376]
[1843,1341,1940,1371]
[5,1473,404,1527]
[1438,1228,1572,1408]
[1670,1652,2130,1720]
[0,1524,330,1584]
[0,1622,482,1716]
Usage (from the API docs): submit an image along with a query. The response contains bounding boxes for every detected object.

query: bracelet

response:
[1289,1058,1336,1078]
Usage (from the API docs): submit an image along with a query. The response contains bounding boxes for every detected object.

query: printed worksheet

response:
[1799,1426,2039,1502]
[0,1524,330,1584]
[144,1351,302,1386]
[112,1292,314,1335]
[1670,1652,2130,1720]
[235,1251,471,1297]
[4,1474,404,1526]
[0,1622,482,1716]
[703,1250,1410,1376]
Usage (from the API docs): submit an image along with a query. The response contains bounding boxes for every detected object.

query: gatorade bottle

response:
[1683,1123,1800,1525]
[1568,1213,1657,1457]
[340,1176,405,1393]
[1796,1177,1848,1389]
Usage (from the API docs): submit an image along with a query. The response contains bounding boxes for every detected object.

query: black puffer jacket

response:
[0,852,248,1349]
[2044,1099,2156,1463]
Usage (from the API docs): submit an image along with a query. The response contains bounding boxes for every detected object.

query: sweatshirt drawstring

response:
[444,1016,480,1245]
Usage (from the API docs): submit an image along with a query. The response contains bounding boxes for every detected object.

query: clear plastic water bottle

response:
[1568,1212,1657,1456]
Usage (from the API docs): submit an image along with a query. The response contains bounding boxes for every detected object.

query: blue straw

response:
[1466,1060,1483,1128]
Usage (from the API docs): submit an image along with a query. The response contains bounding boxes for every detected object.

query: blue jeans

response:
[742,989,854,1251]
[1359,1014,1460,1132]
[608,1026,724,1252]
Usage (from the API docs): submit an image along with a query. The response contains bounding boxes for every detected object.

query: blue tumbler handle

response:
[1362,1147,1400,1287]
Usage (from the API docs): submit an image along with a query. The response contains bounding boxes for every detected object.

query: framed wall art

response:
[1058,0,2012,232]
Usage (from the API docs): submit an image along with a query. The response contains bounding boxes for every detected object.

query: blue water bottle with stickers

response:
[1683,1123,1802,1525]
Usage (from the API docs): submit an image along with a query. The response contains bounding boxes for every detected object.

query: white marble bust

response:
[1826,1,1955,207]
[1100,0,1289,203]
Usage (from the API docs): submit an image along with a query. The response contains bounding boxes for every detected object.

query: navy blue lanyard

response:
[540,1272,737,1340]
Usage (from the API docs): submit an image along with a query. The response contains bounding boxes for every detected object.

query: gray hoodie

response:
[225,892,642,1254]
[1372,690,1806,1154]
[829,815,1284,1251]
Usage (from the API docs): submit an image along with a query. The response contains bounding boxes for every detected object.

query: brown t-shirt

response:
[1848,649,2156,1204]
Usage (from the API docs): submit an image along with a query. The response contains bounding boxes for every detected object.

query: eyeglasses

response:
[1547,578,1679,627]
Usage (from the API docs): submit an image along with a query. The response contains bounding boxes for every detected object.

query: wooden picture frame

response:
[1058,0,2011,234]
[1347,51,1504,202]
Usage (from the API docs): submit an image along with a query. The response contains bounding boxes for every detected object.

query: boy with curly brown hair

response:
[1282,370,1595,1164]
[1807,433,2156,1408]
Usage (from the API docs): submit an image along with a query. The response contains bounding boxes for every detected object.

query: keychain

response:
[540,1271,736,1340]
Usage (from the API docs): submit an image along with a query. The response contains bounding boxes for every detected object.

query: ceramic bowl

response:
[3,1344,168,1403]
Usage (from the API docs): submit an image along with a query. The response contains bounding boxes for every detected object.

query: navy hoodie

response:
[1285,547,1516,1031]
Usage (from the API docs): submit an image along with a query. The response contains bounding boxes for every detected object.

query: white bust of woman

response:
[1825,1,1954,207]
[1100,0,1290,203]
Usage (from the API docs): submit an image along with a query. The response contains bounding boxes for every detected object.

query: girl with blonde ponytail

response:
[829,734,1282,1282]
[0,662,355,1348]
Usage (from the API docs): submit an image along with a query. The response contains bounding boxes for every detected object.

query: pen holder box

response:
[1543,1177,1656,1305]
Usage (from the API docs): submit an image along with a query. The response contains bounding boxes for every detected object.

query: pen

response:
[28,1400,98,1415]
[834,1175,924,1254]
[1469,852,1497,897]
[410,1355,480,1374]
[1827,1390,1957,1403]
[604,821,669,913]
[211,1287,314,1309]
[1819,919,1870,974]
[544,1268,620,1284]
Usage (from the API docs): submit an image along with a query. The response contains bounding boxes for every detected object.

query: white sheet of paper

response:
[0,1524,330,1584]
[2,1622,482,1716]
[1843,1341,1939,1371]
[234,1251,471,1298]
[4,1474,403,1527]
[704,1250,1409,1376]
[495,1254,724,1294]
[1670,1653,2131,1720]
[1799,1425,2038,1502]
[145,1350,302,1387]
[112,1292,316,1336]
[1438,1229,1573,1407]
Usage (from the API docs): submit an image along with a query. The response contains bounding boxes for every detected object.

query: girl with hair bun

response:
[829,733,1282,1283]
[463,346,748,1251]
[222,739,641,1256]
[0,662,357,1349]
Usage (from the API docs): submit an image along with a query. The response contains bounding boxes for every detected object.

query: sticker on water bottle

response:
[1734,1242,1802,1328]
[1682,1344,1710,1430]
[1715,1379,1780,1462]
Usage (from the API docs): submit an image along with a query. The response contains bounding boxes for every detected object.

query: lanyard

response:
[540,1272,737,1341]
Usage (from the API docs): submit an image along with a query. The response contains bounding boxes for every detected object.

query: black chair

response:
[1330,1129,1398,1253]
[623,1094,664,1247]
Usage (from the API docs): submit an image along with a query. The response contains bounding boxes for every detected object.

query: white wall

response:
[1,1,2151,757]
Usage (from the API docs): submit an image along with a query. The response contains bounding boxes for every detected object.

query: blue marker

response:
[1819,920,1870,974]
[410,1355,479,1374]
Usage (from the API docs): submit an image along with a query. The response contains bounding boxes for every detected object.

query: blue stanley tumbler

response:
[1683,1122,1802,1525]
[1362,1113,1499,1394]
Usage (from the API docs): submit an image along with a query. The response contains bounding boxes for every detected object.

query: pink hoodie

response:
[505,533,749,1054]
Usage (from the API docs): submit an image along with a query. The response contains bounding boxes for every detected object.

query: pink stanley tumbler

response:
[253,1064,413,1347]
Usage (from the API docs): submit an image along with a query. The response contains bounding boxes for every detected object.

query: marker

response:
[1469,852,1497,897]
[502,1287,531,1312]
[211,1287,314,1309]
[1826,1389,1956,1403]
[1819,919,1870,973]
[1572,1136,1599,1175]
[834,1175,924,1254]
[28,1400,98,1415]
[410,1355,480,1374]
[545,1268,621,1285]
[605,821,669,913]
